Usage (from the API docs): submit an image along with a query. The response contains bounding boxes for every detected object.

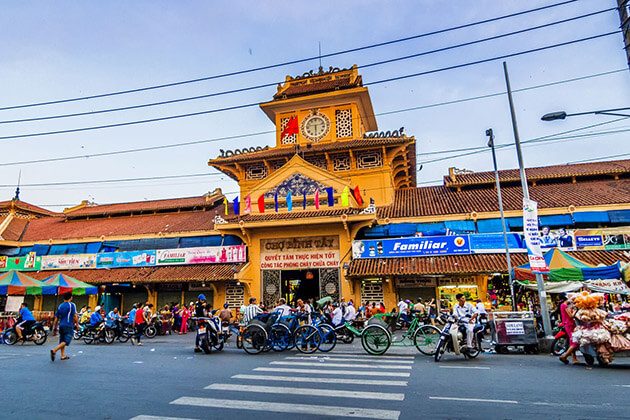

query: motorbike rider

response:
[194,294,209,353]
[331,302,344,327]
[107,307,122,335]
[219,303,232,323]
[344,301,357,322]
[15,302,36,341]
[90,306,105,333]
[452,293,479,349]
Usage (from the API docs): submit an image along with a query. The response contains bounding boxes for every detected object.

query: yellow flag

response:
[341,186,350,207]
[223,197,228,215]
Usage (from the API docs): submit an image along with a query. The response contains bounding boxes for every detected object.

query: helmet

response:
[405,299,411,304]
[197,294,206,301]
[94,306,101,312]
[223,303,229,309]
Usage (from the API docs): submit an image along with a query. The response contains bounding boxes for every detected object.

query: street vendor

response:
[558,294,579,365]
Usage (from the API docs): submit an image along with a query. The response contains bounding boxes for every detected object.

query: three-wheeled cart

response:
[490,311,539,354]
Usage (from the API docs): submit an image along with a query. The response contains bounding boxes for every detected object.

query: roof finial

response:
[318,41,323,73]
[13,170,21,201]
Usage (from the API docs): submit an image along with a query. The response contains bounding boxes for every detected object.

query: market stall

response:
[41,273,98,295]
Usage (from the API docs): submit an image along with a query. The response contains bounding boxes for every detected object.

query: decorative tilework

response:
[335,109,353,138]
[356,150,383,169]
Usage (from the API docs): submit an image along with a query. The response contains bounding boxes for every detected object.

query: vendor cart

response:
[490,311,539,354]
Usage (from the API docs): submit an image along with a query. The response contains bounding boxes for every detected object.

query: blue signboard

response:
[575,235,604,248]
[352,236,470,259]
[469,233,525,252]
[96,250,156,268]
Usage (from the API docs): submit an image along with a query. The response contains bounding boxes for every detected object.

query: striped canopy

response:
[0,270,57,295]
[42,273,98,295]
[514,248,621,282]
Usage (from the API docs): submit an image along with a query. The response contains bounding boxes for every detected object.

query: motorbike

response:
[144,314,158,339]
[73,322,89,340]
[110,318,133,343]
[551,322,569,356]
[3,320,48,345]
[434,315,484,361]
[82,323,115,345]
[195,314,225,354]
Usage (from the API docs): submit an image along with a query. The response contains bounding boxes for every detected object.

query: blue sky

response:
[0,0,628,209]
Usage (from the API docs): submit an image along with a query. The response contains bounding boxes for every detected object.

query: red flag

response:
[281,115,299,139]
[353,186,364,206]
[257,195,265,213]
[244,195,251,213]
[314,189,320,210]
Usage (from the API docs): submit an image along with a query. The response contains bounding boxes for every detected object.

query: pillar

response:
[33,296,43,312]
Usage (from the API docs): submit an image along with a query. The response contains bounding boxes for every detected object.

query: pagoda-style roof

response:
[272,66,363,101]
[444,159,629,189]
[0,199,58,218]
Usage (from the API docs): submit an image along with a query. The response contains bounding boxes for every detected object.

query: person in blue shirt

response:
[90,306,104,330]
[15,302,36,341]
[106,308,121,327]
[51,292,78,362]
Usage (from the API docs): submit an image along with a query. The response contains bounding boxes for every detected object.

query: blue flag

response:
[326,187,334,207]
[232,196,240,215]
[274,190,279,213]
[287,190,293,212]
[302,190,307,210]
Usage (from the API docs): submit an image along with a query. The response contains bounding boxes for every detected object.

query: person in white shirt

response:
[452,293,478,348]
[331,303,344,327]
[344,302,357,322]
[274,298,292,317]
[397,299,408,313]
[242,297,263,323]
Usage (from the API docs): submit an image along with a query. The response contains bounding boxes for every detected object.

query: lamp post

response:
[541,107,630,121]
[486,128,517,311]
[502,61,553,342]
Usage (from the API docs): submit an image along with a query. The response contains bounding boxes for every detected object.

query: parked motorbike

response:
[82,323,115,345]
[144,315,158,339]
[551,323,569,356]
[3,320,48,345]
[195,314,225,354]
[434,315,484,361]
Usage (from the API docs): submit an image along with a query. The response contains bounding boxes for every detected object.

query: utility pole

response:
[620,0,630,69]
[486,129,517,311]
[502,61,553,344]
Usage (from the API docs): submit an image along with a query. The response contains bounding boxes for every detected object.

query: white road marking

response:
[230,374,408,387]
[254,367,410,377]
[285,356,414,364]
[206,383,405,401]
[429,396,518,404]
[130,416,199,420]
[171,397,400,420]
[438,366,490,370]
[326,353,414,360]
[613,385,630,388]
[270,361,412,370]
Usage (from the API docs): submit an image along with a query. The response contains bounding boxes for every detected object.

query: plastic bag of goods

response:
[610,334,630,352]
[569,291,604,310]
[573,326,611,346]
[575,308,607,323]
[603,319,627,335]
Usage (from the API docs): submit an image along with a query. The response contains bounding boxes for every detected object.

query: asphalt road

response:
[1,333,629,420]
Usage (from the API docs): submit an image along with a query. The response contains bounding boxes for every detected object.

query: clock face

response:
[301,113,330,142]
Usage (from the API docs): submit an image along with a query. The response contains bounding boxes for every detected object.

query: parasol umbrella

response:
[41,273,98,295]
[514,248,621,282]
[0,270,57,295]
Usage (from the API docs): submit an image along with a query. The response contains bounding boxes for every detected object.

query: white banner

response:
[41,254,97,270]
[156,245,246,265]
[522,198,548,274]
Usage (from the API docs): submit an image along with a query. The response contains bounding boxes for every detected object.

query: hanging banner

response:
[156,245,246,265]
[0,253,41,272]
[573,228,630,250]
[41,254,97,270]
[352,235,470,259]
[522,199,548,274]
[261,236,340,269]
[469,233,525,253]
[96,250,157,268]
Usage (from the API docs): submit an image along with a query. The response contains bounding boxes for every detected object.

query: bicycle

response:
[360,312,441,356]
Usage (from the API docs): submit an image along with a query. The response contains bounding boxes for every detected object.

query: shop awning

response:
[30,264,244,284]
[477,218,503,233]
[609,209,630,223]
[444,220,475,233]
[538,214,573,227]
[572,211,610,223]
[347,250,627,277]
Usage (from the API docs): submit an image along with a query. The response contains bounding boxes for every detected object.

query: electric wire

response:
[0,68,624,168]
[0,7,614,126]
[0,0,579,112]
[0,31,618,142]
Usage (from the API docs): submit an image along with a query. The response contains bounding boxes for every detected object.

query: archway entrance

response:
[281,269,319,305]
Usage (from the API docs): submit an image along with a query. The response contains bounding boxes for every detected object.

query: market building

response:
[0,65,629,313]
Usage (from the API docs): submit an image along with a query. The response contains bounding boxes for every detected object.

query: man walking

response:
[50,292,78,362]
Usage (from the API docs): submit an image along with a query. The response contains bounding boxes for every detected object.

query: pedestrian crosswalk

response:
[131,351,417,420]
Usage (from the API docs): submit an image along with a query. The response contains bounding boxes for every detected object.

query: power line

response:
[0,31,618,142]
[0,67,624,168]
[567,152,630,164]
[0,0,579,112]
[0,7,614,126]
[0,172,223,188]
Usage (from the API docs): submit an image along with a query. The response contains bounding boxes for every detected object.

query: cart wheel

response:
[242,324,267,355]
[583,354,595,366]
[495,345,509,354]
[414,325,440,355]
[596,355,609,367]
[269,324,291,352]
[317,324,337,353]
[294,325,321,354]
[361,324,391,355]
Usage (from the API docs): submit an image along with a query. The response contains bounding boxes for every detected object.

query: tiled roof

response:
[379,179,630,219]
[1,217,29,241]
[273,75,361,100]
[30,263,243,284]
[444,159,630,187]
[209,137,413,164]
[65,192,223,218]
[347,250,627,277]
[0,200,58,217]
[230,208,362,223]
[18,209,221,241]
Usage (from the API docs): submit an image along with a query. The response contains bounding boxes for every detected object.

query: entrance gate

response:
[262,268,340,305]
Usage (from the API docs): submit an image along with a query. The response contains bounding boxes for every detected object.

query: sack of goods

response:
[573,326,611,347]
[569,291,605,310]
[575,308,607,323]
[603,316,630,352]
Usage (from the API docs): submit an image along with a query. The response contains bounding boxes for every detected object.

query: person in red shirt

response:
[132,303,148,346]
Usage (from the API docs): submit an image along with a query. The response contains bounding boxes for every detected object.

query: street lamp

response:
[541,107,630,121]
